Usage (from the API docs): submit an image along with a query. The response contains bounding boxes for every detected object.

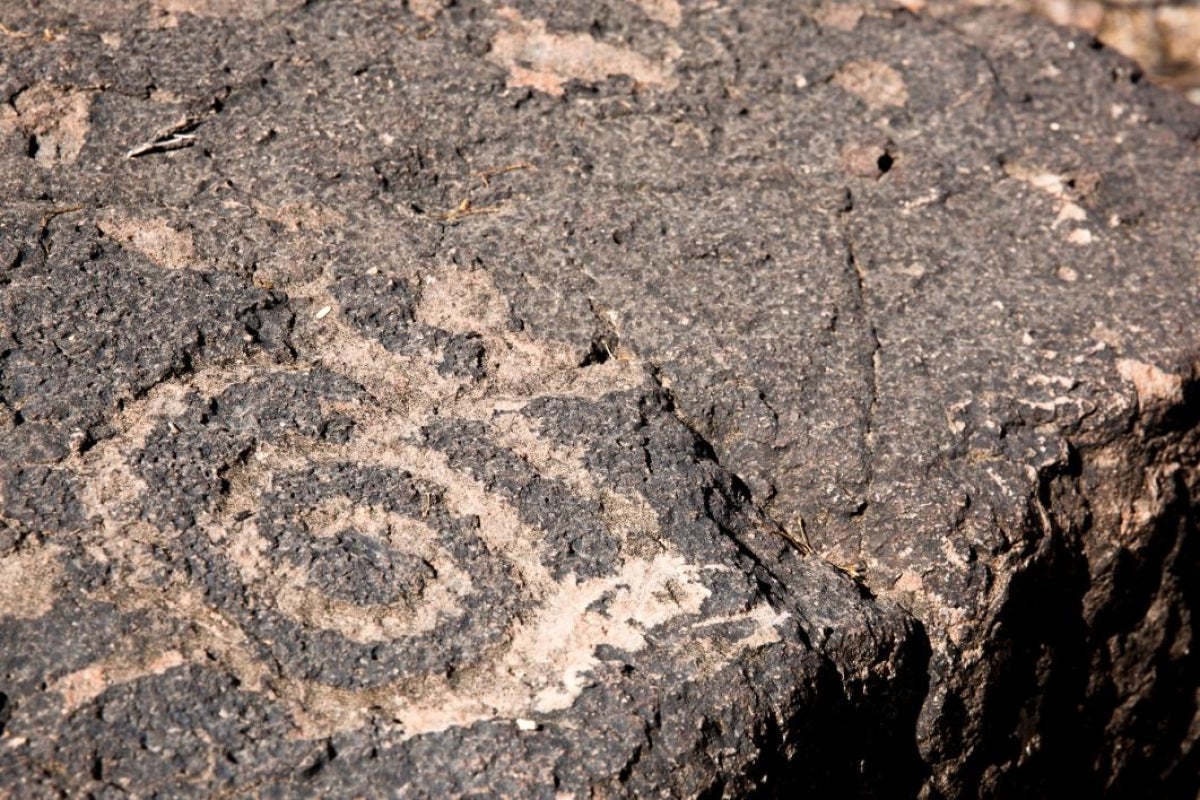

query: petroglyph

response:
[96,212,196,270]
[0,544,64,620]
[3,1,1196,792]
[13,258,787,740]
[51,650,185,713]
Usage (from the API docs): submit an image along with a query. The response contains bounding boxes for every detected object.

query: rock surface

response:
[0,1,1197,797]
[981,0,1200,101]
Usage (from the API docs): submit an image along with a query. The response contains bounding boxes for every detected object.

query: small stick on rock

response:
[473,161,535,187]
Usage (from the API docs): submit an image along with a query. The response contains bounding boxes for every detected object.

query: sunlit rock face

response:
[0,1,1197,796]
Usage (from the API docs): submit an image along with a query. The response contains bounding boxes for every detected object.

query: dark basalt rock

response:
[0,0,1196,797]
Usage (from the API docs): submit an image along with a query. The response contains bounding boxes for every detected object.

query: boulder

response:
[0,1,1196,796]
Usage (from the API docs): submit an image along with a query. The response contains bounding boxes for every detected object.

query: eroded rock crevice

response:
[921,375,1200,798]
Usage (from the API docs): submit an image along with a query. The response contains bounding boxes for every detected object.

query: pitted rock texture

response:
[0,203,922,795]
[0,1,1197,798]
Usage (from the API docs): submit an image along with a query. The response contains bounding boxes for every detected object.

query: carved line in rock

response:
[25,258,786,741]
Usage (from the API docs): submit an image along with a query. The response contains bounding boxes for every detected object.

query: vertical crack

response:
[845,237,880,563]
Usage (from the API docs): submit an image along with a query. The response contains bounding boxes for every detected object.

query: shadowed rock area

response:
[0,0,1197,797]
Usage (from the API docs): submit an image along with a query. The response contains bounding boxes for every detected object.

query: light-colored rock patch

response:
[833,60,909,107]
[490,8,677,96]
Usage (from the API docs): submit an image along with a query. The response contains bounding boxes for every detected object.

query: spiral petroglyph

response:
[4,251,791,749]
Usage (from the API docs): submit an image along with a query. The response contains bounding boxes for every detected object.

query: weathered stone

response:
[0,1,1196,797]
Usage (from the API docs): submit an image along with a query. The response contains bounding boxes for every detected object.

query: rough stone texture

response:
[0,207,924,797]
[975,0,1200,101]
[0,1,1197,797]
